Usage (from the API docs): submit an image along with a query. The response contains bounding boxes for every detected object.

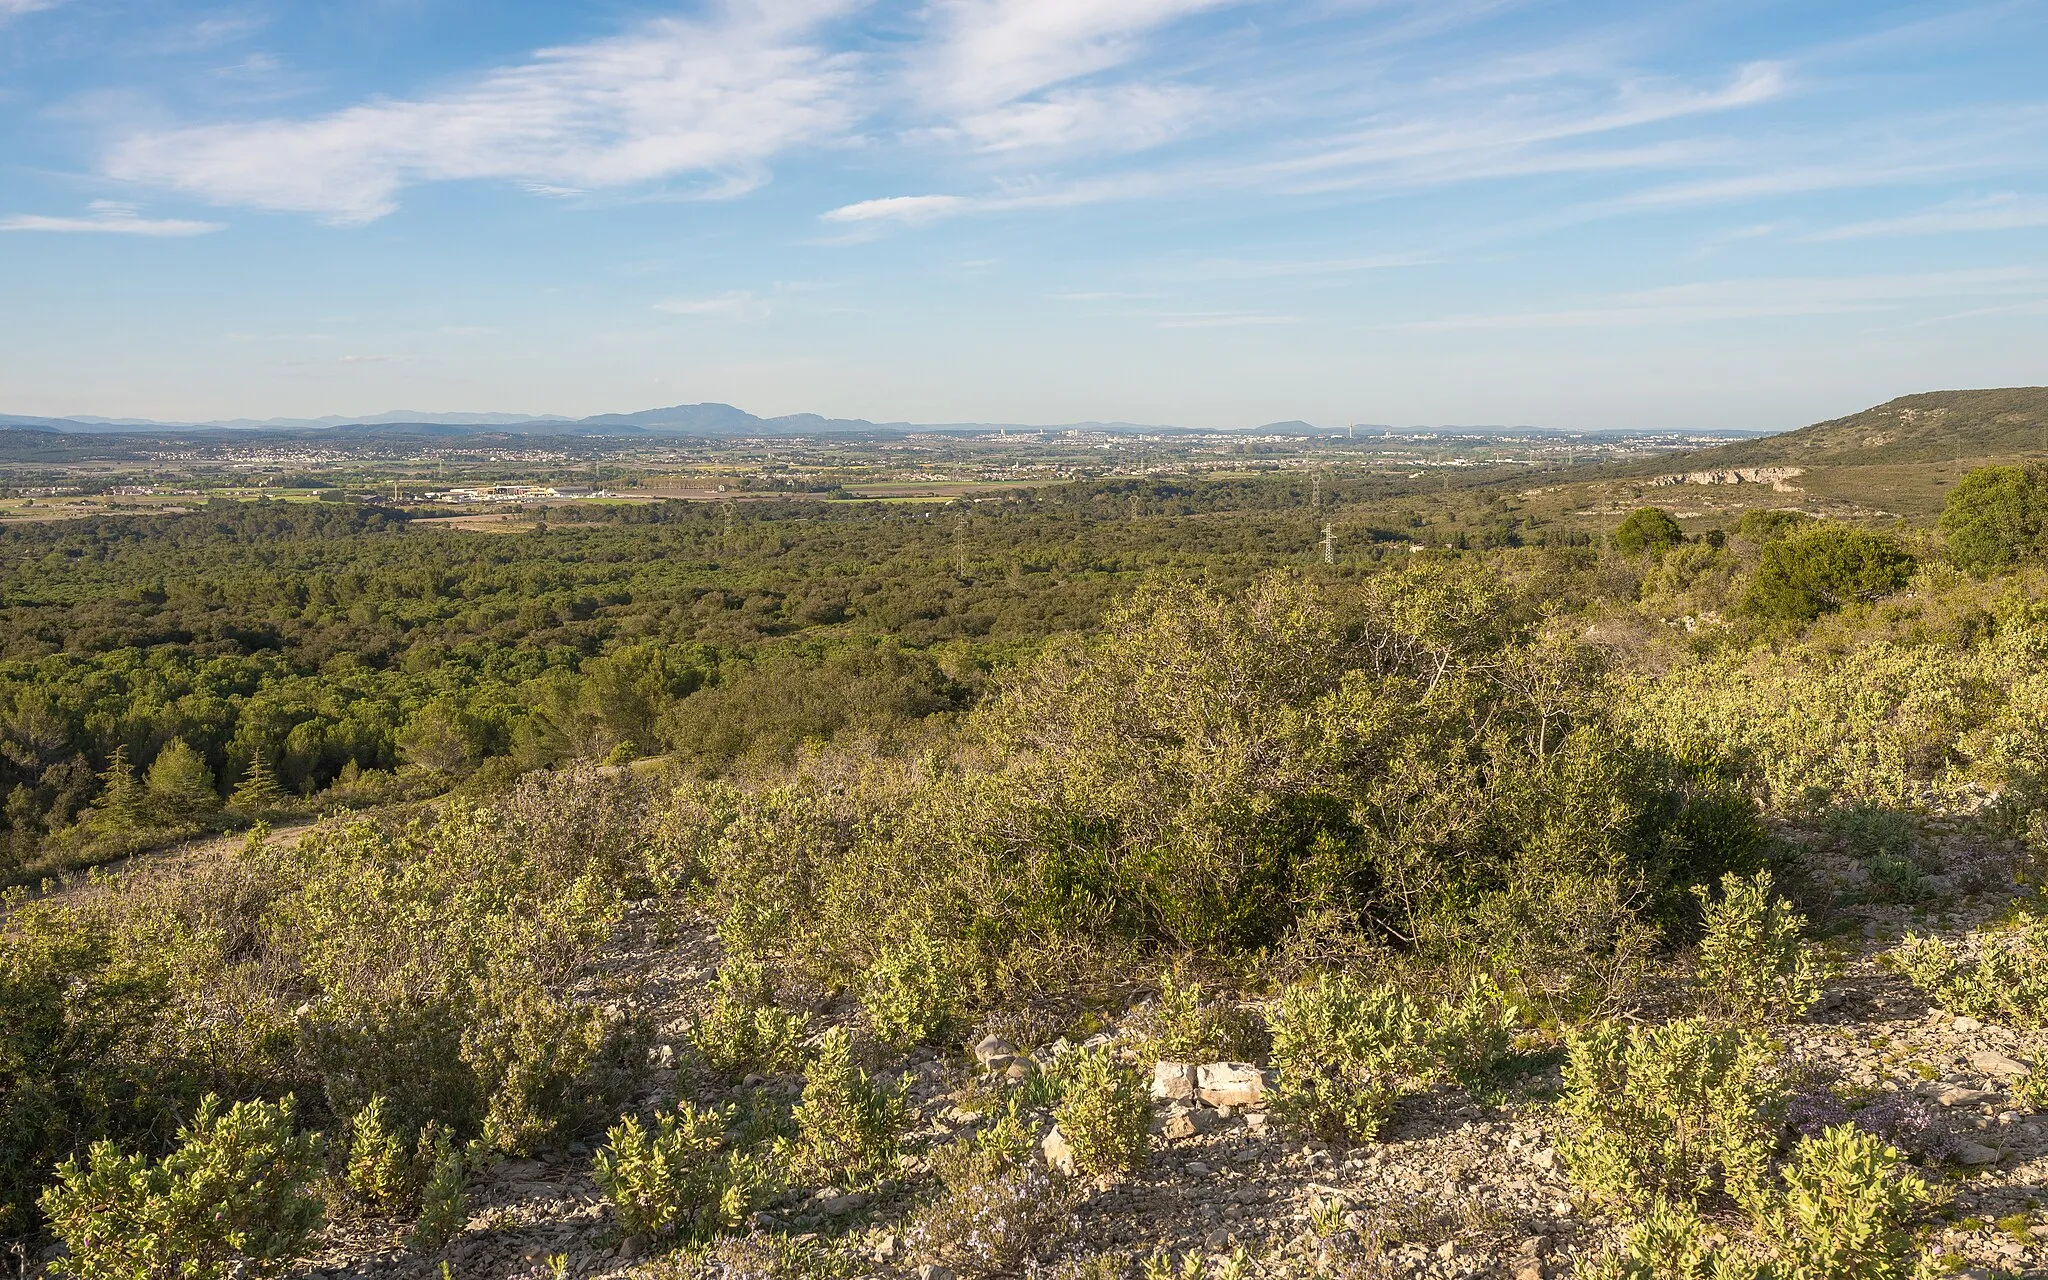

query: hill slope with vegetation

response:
[4,437,2048,1279]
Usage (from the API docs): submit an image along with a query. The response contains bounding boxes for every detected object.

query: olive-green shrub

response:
[1428,973,1521,1089]
[689,954,811,1075]
[1051,1047,1151,1179]
[593,1102,768,1242]
[1560,1019,1779,1212]
[1583,1122,1932,1280]
[1129,966,1263,1064]
[39,1094,323,1280]
[861,927,958,1050]
[1267,975,1426,1142]
[1755,1123,1931,1280]
[783,1028,904,1185]
[1744,524,1915,622]
[1693,871,1827,1027]
[909,1103,1078,1274]
[1896,909,2048,1028]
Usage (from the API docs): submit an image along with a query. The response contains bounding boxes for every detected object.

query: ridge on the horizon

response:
[0,401,1766,440]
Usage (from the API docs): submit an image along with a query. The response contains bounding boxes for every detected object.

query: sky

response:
[2,0,2046,431]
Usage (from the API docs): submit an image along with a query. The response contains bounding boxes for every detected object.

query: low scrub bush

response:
[593,1102,768,1243]
[409,1135,470,1251]
[783,1028,904,1185]
[1559,1019,1780,1212]
[1693,871,1827,1027]
[1128,965,1264,1064]
[860,927,959,1051]
[39,1094,323,1280]
[1051,1047,1151,1179]
[909,1111,1078,1274]
[1582,1122,1931,1280]
[1428,974,1521,1089]
[1267,974,1426,1142]
[689,954,811,1076]
[1755,1122,1930,1280]
[338,1094,456,1219]
[1896,909,2048,1028]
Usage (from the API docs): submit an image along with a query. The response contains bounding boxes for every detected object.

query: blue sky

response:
[2,0,2046,429]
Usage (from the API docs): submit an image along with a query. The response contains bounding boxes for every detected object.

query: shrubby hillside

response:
[3,457,2048,1277]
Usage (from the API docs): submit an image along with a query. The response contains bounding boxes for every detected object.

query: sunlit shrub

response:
[690,954,811,1075]
[1560,1019,1779,1212]
[593,1102,768,1243]
[1128,965,1264,1064]
[783,1028,903,1185]
[1692,871,1826,1026]
[1051,1047,1150,1179]
[1755,1123,1930,1280]
[1428,973,1521,1089]
[1268,974,1426,1142]
[1896,910,2048,1028]
[39,1094,323,1280]
[860,926,958,1050]
[909,1105,1078,1275]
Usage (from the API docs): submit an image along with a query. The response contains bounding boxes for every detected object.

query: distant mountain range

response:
[0,403,1717,440]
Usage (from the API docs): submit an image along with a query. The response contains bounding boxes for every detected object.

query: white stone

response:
[1041,1124,1075,1175]
[1967,1048,2031,1080]
[1953,1140,2001,1166]
[1152,1060,1198,1101]
[1197,1061,1268,1107]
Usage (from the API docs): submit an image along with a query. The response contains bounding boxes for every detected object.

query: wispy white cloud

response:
[1400,267,2048,330]
[653,290,774,319]
[105,0,861,224]
[0,201,221,235]
[0,0,65,16]
[1808,192,2048,241]
[1150,309,1302,328]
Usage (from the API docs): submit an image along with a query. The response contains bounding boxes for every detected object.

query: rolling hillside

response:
[1663,387,2048,470]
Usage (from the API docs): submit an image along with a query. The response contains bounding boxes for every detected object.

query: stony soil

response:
[284,810,2048,1280]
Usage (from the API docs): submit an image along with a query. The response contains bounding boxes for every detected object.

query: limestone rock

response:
[974,1035,1017,1067]
[1953,1140,2001,1166]
[1042,1124,1076,1175]
[1152,1060,1198,1101]
[1967,1048,2031,1080]
[1196,1061,1268,1107]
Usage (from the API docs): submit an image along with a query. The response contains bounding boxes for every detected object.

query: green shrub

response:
[1896,910,2048,1027]
[1614,507,1686,557]
[1744,525,1915,622]
[783,1028,904,1185]
[39,1094,323,1280]
[1864,854,1926,903]
[1820,803,1913,861]
[1129,965,1262,1064]
[1939,462,2048,576]
[689,954,811,1076]
[1755,1123,1930,1280]
[861,927,958,1050]
[1692,871,1826,1027]
[1267,975,1426,1142]
[593,1102,768,1242]
[1559,1019,1779,1212]
[341,1095,409,1212]
[1578,1197,1742,1280]
[1051,1047,1150,1179]
[1428,973,1521,1089]
[409,1133,468,1251]
[909,1108,1078,1275]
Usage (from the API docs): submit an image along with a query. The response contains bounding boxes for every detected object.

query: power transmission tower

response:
[953,511,969,578]
[1322,522,1335,565]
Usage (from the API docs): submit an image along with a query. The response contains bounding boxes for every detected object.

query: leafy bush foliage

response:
[909,1110,1078,1275]
[1051,1047,1151,1179]
[1427,974,1522,1089]
[1940,462,2048,576]
[1692,871,1826,1026]
[1897,910,2048,1027]
[593,1102,768,1243]
[409,1135,469,1251]
[860,927,959,1050]
[783,1028,904,1185]
[1754,1122,1931,1280]
[1268,975,1426,1142]
[1578,1197,1735,1280]
[1560,1019,1779,1212]
[39,1094,323,1280]
[1614,507,1686,556]
[1744,524,1915,622]
[689,954,811,1076]
[1128,965,1263,1064]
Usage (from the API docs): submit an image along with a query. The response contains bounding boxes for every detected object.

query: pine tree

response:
[229,752,285,813]
[145,738,219,819]
[90,745,149,832]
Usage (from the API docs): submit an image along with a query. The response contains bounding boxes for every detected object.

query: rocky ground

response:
[288,809,2048,1280]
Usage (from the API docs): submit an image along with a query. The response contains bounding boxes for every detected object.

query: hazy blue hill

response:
[1653,387,2048,471]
